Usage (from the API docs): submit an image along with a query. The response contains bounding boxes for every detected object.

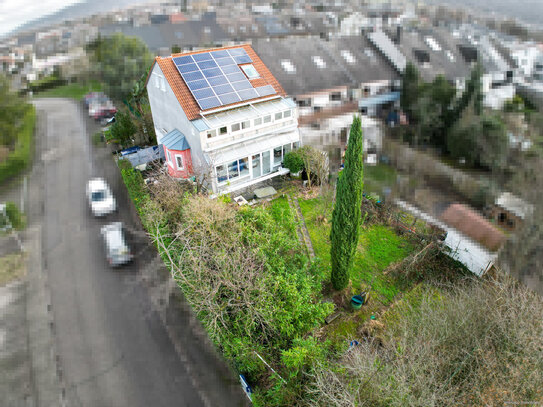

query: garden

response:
[117,114,543,406]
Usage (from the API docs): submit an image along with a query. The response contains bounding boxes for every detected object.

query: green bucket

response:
[351,295,364,310]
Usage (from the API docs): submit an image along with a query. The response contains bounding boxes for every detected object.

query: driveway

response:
[28,98,247,407]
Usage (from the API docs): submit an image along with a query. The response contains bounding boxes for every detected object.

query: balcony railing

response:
[203,119,297,151]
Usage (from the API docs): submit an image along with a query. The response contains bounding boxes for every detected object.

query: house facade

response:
[146,44,300,195]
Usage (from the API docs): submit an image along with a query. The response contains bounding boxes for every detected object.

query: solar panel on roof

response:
[255,85,276,97]
[186,79,209,90]
[238,88,259,100]
[174,48,274,110]
[215,57,236,67]
[228,48,248,57]
[214,84,235,95]
[197,60,218,69]
[234,55,252,64]
[218,93,241,105]
[193,88,215,99]
[231,80,252,91]
[203,68,223,78]
[211,50,229,58]
[173,55,193,65]
[181,71,204,82]
[207,75,228,86]
[220,64,240,74]
[226,72,246,82]
[198,96,221,110]
[178,63,198,73]
[192,52,213,62]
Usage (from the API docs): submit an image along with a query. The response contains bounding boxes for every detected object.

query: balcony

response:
[203,119,297,151]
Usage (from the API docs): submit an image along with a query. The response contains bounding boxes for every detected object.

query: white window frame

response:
[167,150,173,168]
[175,154,184,170]
[240,64,260,79]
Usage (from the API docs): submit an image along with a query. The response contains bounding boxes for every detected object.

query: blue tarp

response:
[359,91,400,108]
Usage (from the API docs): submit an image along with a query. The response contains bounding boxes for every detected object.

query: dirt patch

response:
[0,252,27,286]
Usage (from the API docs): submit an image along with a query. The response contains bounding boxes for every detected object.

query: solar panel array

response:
[173,48,277,110]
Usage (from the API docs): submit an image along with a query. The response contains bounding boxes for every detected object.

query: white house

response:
[146,44,300,195]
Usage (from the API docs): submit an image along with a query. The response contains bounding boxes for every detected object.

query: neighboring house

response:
[146,44,300,195]
[491,192,534,231]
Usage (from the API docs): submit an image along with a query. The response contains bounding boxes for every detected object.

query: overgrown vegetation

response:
[306,274,543,406]
[0,76,36,184]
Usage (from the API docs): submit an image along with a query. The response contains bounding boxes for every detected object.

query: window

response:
[160,77,166,92]
[254,117,262,126]
[219,126,227,135]
[167,150,173,167]
[330,92,341,101]
[263,115,271,124]
[175,155,184,170]
[283,110,291,118]
[154,75,160,89]
[273,146,282,166]
[242,120,250,129]
[207,129,217,139]
[292,142,299,150]
[240,64,260,79]
[232,123,241,132]
[275,112,282,121]
[216,165,227,183]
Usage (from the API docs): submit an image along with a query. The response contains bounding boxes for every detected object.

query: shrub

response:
[283,150,304,173]
[5,201,26,230]
[0,106,36,185]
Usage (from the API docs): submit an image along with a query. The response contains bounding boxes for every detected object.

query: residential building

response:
[146,44,300,195]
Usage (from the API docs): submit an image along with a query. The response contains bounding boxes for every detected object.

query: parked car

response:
[84,92,105,107]
[100,222,133,266]
[86,178,116,216]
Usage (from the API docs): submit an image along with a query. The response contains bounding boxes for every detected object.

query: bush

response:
[284,151,304,173]
[28,75,67,93]
[5,201,26,230]
[0,106,36,185]
[118,159,149,215]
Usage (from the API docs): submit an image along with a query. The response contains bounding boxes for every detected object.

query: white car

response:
[86,178,116,217]
[100,222,133,266]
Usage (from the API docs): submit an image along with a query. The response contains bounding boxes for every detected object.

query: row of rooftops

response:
[151,24,517,124]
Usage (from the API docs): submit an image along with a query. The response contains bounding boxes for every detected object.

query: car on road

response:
[86,178,116,216]
[100,222,133,266]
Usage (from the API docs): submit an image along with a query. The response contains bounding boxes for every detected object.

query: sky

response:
[0,0,84,37]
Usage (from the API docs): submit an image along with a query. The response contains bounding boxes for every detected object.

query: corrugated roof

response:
[161,129,190,151]
[153,44,286,121]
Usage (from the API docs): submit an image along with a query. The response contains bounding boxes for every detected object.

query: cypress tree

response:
[330,116,364,290]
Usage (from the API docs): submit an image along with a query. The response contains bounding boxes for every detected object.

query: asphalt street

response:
[30,98,248,407]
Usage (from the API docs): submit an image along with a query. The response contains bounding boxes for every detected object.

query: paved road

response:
[31,98,247,407]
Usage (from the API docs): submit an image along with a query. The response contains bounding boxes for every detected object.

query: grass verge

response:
[0,252,27,286]
[35,80,102,100]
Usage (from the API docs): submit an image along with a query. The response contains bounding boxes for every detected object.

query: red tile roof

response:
[151,44,286,121]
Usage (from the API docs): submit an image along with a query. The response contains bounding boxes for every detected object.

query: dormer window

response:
[240,64,260,79]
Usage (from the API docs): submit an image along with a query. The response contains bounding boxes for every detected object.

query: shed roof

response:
[161,129,190,151]
[440,203,506,252]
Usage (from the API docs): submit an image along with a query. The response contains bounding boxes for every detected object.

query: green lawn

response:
[35,80,103,100]
[299,196,415,303]
[363,163,398,198]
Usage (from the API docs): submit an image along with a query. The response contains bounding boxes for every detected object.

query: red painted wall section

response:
[163,145,193,179]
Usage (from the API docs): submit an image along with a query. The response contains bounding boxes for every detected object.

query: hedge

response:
[0,106,36,185]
